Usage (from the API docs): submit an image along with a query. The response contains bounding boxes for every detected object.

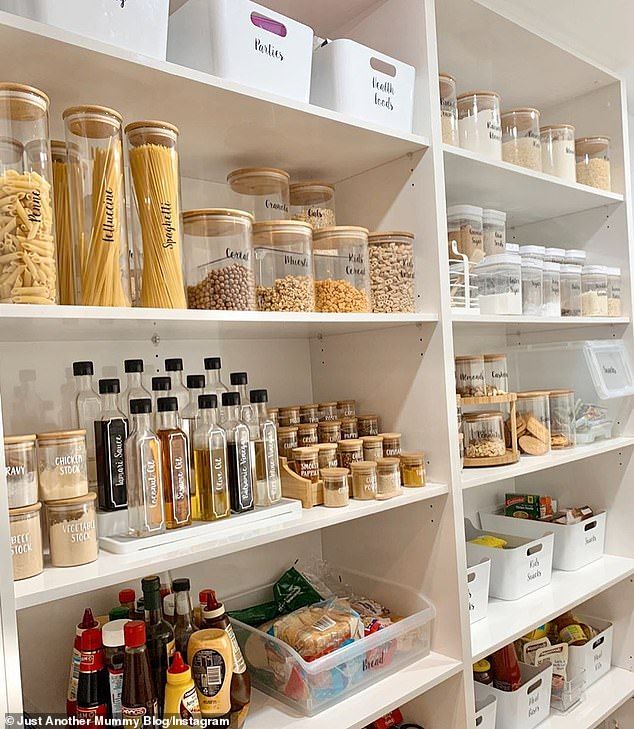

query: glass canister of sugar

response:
[502,108,542,171]
[46,492,98,567]
[447,205,484,262]
[542,261,561,317]
[582,265,608,316]
[483,354,509,395]
[439,73,459,145]
[5,434,37,508]
[475,253,522,315]
[457,91,502,160]
[576,137,611,191]
[37,430,88,502]
[607,267,622,317]
[540,125,576,182]
[483,209,506,256]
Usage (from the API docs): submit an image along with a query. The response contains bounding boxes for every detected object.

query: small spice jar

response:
[277,426,299,462]
[582,266,609,316]
[400,452,426,488]
[575,137,611,191]
[5,434,37,508]
[447,205,484,262]
[317,443,338,471]
[337,439,363,471]
[290,182,336,229]
[540,125,576,182]
[375,458,402,500]
[279,406,301,427]
[292,447,320,483]
[268,408,279,426]
[542,261,561,317]
[463,412,506,460]
[46,492,98,567]
[483,354,509,395]
[368,231,416,313]
[338,400,356,418]
[37,430,88,502]
[350,461,377,500]
[298,423,319,447]
[362,435,384,462]
[548,389,576,449]
[501,108,542,171]
[313,227,371,313]
[455,355,486,397]
[439,73,459,145]
[475,253,522,315]
[561,263,582,316]
[457,91,502,160]
[318,420,341,444]
[516,392,551,456]
[300,404,320,424]
[357,414,380,437]
[521,258,543,316]
[9,502,43,580]
[340,417,359,441]
[321,468,349,508]
[482,209,506,256]
[319,402,338,422]
[227,167,290,220]
[607,267,622,317]
[381,433,402,457]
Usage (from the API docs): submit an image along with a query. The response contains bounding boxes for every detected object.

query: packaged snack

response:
[535,643,568,689]
[469,535,507,548]
[366,707,404,729]
[522,637,550,665]
[505,494,554,520]
[553,506,594,525]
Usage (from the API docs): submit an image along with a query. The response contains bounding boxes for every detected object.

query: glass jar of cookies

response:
[515,392,551,456]
[548,390,575,449]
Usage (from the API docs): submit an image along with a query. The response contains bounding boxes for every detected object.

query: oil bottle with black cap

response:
[221,392,254,513]
[165,358,188,412]
[121,359,151,418]
[156,396,191,529]
[95,378,128,511]
[151,376,171,430]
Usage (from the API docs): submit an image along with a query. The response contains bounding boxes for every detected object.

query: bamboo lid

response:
[463,411,502,421]
[540,124,575,132]
[357,414,378,421]
[400,451,425,463]
[548,389,574,396]
[321,467,349,478]
[350,460,377,471]
[319,401,338,407]
[455,355,484,362]
[280,405,301,412]
[46,492,96,508]
[183,208,254,237]
[277,426,298,435]
[457,90,501,100]
[4,434,36,445]
[290,182,335,206]
[376,457,400,467]
[439,72,456,82]
[227,167,290,195]
[300,403,319,410]
[319,420,342,428]
[292,446,319,458]
[337,439,363,450]
[313,226,369,241]
[483,354,506,361]
[252,220,312,236]
[9,501,42,516]
[183,208,254,222]
[516,390,551,398]
[125,120,179,135]
[0,83,49,120]
[298,423,318,431]
[368,231,415,241]
[501,107,540,116]
[381,432,402,440]
[361,435,384,443]
[37,429,86,440]
[317,442,338,451]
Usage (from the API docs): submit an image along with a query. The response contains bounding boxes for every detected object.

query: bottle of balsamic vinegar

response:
[95,378,129,511]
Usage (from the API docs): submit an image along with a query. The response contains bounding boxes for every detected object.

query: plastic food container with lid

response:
[9,502,43,580]
[475,253,522,315]
[455,355,486,397]
[228,168,290,221]
[126,120,187,309]
[515,391,551,456]
[184,208,256,311]
[502,108,542,171]
[549,389,575,449]
[482,209,506,256]
[582,265,609,316]
[290,182,336,229]
[483,354,509,395]
[5,434,37,509]
[368,231,416,313]
[253,220,314,312]
[561,263,582,316]
[439,73,459,145]
[447,205,484,262]
[313,227,371,313]
[46,492,98,567]
[542,261,561,317]
[457,91,502,160]
[168,0,314,102]
[541,124,576,181]
[576,137,611,190]
[37,429,89,502]
[607,267,622,316]
[0,83,57,305]
[521,258,543,316]
[463,412,506,461]
[310,39,416,132]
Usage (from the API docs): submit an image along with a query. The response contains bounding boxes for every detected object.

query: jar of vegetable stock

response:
[575,137,611,191]
[457,91,502,160]
[368,231,415,313]
[516,392,551,456]
[455,355,486,397]
[483,354,508,395]
[521,258,543,315]
[502,108,542,171]
[227,167,290,220]
[290,182,336,229]
[5,434,37,508]
[350,461,377,500]
[321,468,349,507]
[375,458,402,500]
[46,492,98,567]
[607,267,622,317]
[540,125,576,182]
[37,430,88,502]
[561,264,582,316]
[483,209,506,255]
[9,502,43,580]
[542,261,561,317]
[548,390,575,449]
[439,73,459,145]
[582,266,608,316]
[318,420,341,444]
[292,447,320,483]
[400,452,426,487]
[447,205,484,262]
[475,253,522,315]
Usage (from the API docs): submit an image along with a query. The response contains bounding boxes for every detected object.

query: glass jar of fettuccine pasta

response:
[126,121,187,309]
[0,83,58,305]
[63,105,132,307]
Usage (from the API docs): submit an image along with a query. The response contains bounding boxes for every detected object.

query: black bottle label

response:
[95,418,129,510]
[227,425,254,513]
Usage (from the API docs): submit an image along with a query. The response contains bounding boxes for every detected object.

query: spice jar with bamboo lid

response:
[292,447,320,483]
[183,208,256,311]
[64,105,132,307]
[376,457,402,500]
[318,420,341,444]
[228,167,290,221]
[277,426,298,462]
[9,502,43,580]
[381,433,402,457]
[317,443,338,470]
[321,467,349,508]
[362,435,384,461]
[319,402,338,422]
[51,140,74,305]
[337,439,363,471]
[5,434,37,508]
[126,120,186,309]
[338,400,356,418]
[340,417,358,440]
[290,182,336,229]
[357,414,380,437]
[350,461,377,500]
[279,405,301,427]
[300,404,320,424]
[400,452,426,488]
[0,83,57,305]
[297,423,318,447]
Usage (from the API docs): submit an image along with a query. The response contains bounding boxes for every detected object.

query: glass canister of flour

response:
[457,91,502,160]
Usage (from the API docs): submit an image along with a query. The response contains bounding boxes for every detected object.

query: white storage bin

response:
[168,0,314,103]
[465,519,554,601]
[474,662,553,729]
[475,695,497,729]
[467,558,491,624]
[310,39,416,132]
[479,509,606,572]
[567,615,613,688]
[0,0,169,59]
[228,565,435,715]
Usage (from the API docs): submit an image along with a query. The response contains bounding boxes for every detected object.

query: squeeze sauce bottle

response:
[164,651,201,723]
[187,628,233,720]
[67,608,98,716]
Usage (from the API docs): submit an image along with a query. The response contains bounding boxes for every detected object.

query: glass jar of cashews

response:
[0,83,58,304]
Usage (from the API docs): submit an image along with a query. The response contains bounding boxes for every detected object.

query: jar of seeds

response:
[368,231,415,313]
[318,420,341,444]
[362,435,384,461]
[340,417,358,440]
[350,461,377,500]
[290,182,336,229]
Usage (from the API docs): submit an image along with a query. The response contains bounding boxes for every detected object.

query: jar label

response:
[191,649,227,698]
[264,198,288,213]
[95,417,129,510]
[10,530,32,555]
[140,441,164,533]
[234,424,254,510]
[167,432,191,525]
[372,76,396,112]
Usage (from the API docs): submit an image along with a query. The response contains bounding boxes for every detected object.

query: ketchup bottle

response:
[67,608,98,716]
[490,644,522,691]
[76,628,110,723]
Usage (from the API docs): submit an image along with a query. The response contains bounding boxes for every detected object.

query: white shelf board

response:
[462,437,634,489]
[0,305,437,342]
[0,12,428,183]
[13,483,448,609]
[541,667,634,729]
[444,145,624,227]
[452,312,630,332]
[248,652,463,729]
[471,555,634,661]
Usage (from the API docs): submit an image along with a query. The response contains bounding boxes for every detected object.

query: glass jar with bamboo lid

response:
[63,105,131,307]
[126,121,186,309]
[51,141,74,305]
[227,167,290,221]
[290,182,336,229]
[300,403,320,424]
[0,83,57,305]
[350,461,377,500]
[400,452,426,487]
[362,435,383,461]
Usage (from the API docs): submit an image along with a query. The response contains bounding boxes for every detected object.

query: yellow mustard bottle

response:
[187,629,233,719]
[164,651,201,723]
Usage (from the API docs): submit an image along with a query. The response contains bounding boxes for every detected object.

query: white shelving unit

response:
[0,0,633,727]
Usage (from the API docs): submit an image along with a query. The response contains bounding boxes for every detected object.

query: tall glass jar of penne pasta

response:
[125,121,187,309]
[63,105,132,307]
[0,83,58,305]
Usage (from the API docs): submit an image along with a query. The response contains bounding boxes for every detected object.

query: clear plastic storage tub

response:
[229,566,435,715]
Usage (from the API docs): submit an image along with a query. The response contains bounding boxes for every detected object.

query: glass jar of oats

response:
[290,182,336,229]
[368,231,415,313]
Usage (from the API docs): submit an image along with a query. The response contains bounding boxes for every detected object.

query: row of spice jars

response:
[455,354,509,397]
[438,76,612,190]
[273,400,358,426]
[277,422,385,459]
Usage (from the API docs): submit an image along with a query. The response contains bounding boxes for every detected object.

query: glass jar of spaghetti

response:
[317,443,338,471]
[227,167,290,221]
[357,414,380,437]
[321,468,349,508]
[63,105,131,307]
[297,423,318,447]
[0,83,57,305]
[381,433,402,457]
[292,447,320,483]
[400,452,426,487]
[318,420,341,444]
[126,121,186,309]
[51,140,74,305]
[362,435,383,462]
[300,403,320,424]
[340,417,358,440]
[376,458,402,500]
[350,461,377,500]
[277,426,298,462]
[183,208,256,311]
